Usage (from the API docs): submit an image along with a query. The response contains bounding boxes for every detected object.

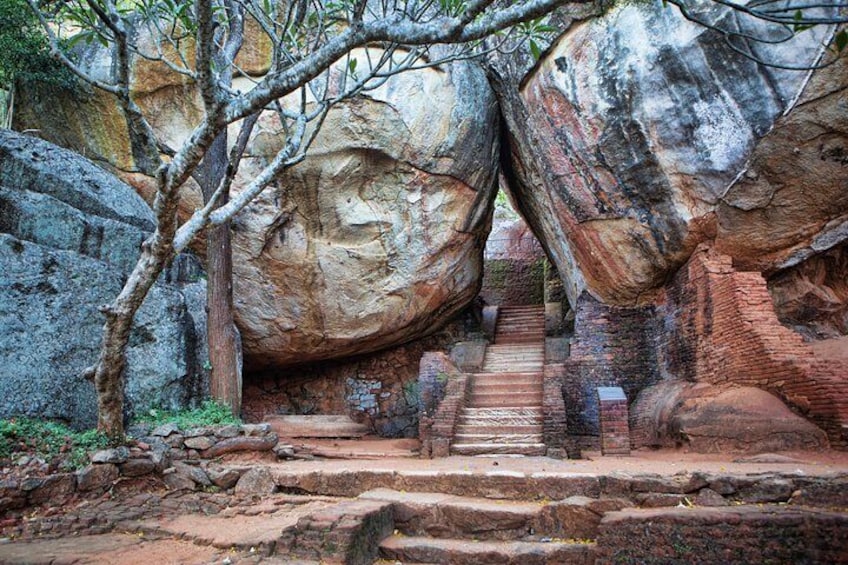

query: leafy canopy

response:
[0,0,72,89]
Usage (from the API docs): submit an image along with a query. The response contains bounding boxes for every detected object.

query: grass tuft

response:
[134,400,241,430]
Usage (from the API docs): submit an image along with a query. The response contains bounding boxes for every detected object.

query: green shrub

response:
[134,400,241,430]
[0,417,110,469]
[0,0,73,89]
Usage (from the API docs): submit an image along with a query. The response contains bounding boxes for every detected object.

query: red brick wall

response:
[416,352,469,458]
[598,387,631,455]
[659,245,848,447]
[561,294,659,449]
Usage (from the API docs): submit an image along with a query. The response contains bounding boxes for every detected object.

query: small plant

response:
[134,400,241,430]
[0,417,110,470]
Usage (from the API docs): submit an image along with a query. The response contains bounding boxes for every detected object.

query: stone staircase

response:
[451,305,547,456]
[367,488,594,564]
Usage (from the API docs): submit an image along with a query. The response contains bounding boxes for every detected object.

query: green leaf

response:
[836,29,848,53]
[530,38,541,61]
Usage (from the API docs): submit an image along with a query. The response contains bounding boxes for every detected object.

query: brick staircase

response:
[451,305,547,456]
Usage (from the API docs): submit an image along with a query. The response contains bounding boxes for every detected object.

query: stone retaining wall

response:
[0,423,280,512]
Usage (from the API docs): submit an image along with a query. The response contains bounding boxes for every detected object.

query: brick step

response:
[455,424,542,435]
[453,433,544,444]
[472,383,543,395]
[380,535,593,564]
[449,442,547,456]
[467,393,542,407]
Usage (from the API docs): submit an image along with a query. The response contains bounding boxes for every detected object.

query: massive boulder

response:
[631,381,829,453]
[505,3,848,307]
[15,32,499,370]
[0,131,208,428]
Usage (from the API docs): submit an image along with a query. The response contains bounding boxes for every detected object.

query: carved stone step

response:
[472,372,543,382]
[481,365,545,373]
[449,443,548,456]
[468,393,543,407]
[453,433,544,444]
[455,424,542,435]
[472,383,543,395]
[461,407,543,418]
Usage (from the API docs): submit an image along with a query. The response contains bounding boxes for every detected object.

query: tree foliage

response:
[0,0,72,89]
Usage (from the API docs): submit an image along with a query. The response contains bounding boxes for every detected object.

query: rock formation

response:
[0,131,208,428]
[631,381,828,453]
[503,3,847,307]
[14,32,499,370]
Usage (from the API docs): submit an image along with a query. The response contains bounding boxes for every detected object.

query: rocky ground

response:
[1,446,847,564]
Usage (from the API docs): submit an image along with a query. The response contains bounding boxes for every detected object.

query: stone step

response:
[495,325,545,333]
[458,417,544,427]
[486,344,545,351]
[264,415,369,438]
[472,372,543,382]
[360,488,541,541]
[495,323,545,331]
[482,365,544,373]
[449,443,547,456]
[455,424,542,435]
[484,351,545,359]
[458,416,544,427]
[472,383,543,395]
[494,337,545,346]
[380,536,593,564]
[461,407,543,418]
[483,353,545,361]
[483,356,545,364]
[454,433,544,444]
[467,393,542,407]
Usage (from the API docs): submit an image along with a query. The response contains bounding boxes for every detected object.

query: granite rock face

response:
[15,34,499,369]
[769,242,848,340]
[507,3,846,306]
[229,56,498,369]
[0,131,208,428]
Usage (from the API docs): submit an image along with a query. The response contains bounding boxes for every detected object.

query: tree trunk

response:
[198,131,242,415]
[94,232,174,440]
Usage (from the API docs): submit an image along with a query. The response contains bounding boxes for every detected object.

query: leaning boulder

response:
[506,3,847,306]
[0,131,208,428]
